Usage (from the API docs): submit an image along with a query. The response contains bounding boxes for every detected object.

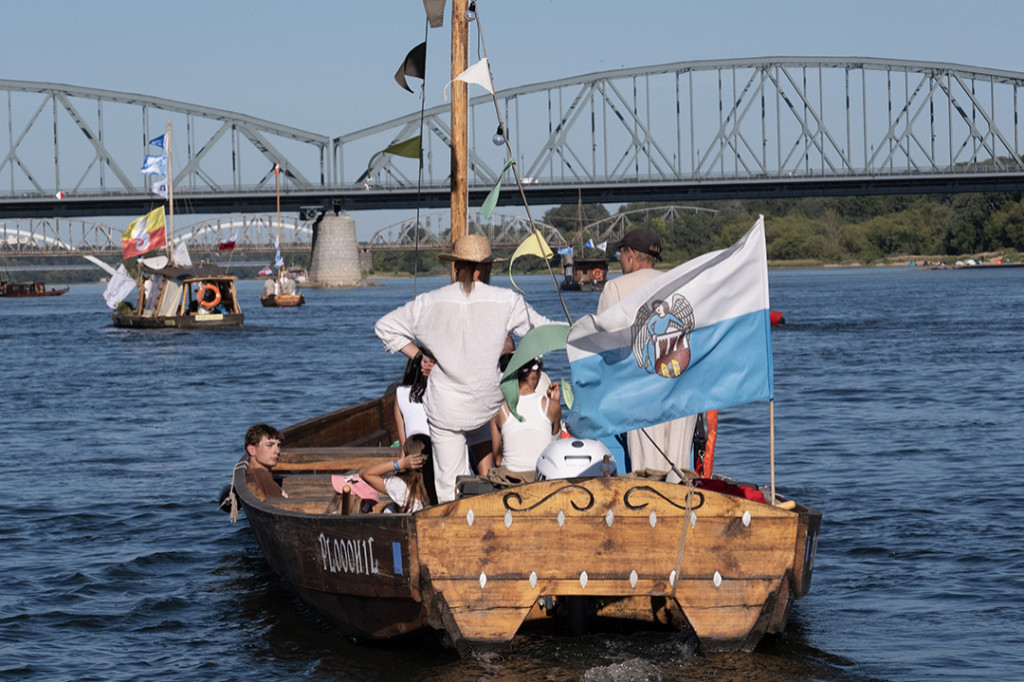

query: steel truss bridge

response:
[3,56,1024,223]
[0,206,712,259]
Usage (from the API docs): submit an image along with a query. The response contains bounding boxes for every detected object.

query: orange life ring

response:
[592,268,604,280]
[198,283,221,308]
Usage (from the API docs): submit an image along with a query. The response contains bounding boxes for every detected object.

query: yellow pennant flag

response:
[508,229,553,294]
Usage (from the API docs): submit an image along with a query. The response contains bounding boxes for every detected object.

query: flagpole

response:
[770,399,776,506]
[165,121,175,266]
[276,163,282,289]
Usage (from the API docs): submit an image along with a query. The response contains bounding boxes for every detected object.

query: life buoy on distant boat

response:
[592,268,604,280]
[198,283,221,308]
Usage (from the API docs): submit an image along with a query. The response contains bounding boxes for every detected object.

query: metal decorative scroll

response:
[503,484,595,513]
[624,485,704,511]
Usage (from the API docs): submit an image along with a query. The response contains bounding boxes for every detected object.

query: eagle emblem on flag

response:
[631,294,694,378]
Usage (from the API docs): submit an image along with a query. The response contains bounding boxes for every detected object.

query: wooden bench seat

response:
[276,445,398,473]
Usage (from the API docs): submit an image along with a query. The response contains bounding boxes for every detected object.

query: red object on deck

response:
[770,310,786,325]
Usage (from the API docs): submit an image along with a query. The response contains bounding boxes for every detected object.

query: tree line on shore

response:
[372,190,1024,273]
[11,190,1023,282]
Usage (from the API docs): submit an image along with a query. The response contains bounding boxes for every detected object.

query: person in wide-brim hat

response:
[375,231,557,505]
[438,234,508,263]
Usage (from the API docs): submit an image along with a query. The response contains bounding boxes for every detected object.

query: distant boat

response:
[560,192,607,292]
[107,121,243,328]
[0,281,69,297]
[112,262,243,329]
[260,162,305,308]
[561,255,608,291]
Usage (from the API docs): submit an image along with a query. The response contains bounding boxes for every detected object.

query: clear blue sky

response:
[3,0,1022,236]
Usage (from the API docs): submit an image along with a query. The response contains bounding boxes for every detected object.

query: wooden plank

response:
[281,445,397,463]
[275,446,398,474]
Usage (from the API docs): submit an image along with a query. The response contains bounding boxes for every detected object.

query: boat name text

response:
[318,533,379,576]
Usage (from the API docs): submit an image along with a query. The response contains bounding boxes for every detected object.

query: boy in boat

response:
[245,423,288,500]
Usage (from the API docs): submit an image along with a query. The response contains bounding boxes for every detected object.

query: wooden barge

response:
[230,391,820,655]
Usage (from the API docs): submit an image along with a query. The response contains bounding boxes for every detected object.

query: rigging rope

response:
[472,7,573,324]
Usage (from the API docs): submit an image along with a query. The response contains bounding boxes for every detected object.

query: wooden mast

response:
[450,0,469,278]
[166,121,175,266]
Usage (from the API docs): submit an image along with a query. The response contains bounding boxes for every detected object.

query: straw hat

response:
[438,234,507,263]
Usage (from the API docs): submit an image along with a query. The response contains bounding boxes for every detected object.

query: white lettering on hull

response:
[318,533,381,576]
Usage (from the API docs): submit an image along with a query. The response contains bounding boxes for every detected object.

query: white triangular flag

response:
[444,58,494,101]
[174,241,192,267]
[103,264,137,308]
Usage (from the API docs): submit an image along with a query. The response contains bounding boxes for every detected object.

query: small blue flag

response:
[149,134,167,149]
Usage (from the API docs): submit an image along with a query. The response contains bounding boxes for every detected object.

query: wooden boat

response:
[560,192,608,291]
[561,255,608,291]
[112,262,243,329]
[260,291,304,307]
[0,280,70,297]
[229,391,821,654]
[259,161,306,308]
[106,122,243,328]
[228,0,818,657]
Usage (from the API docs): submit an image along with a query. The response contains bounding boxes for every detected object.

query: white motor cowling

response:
[535,438,617,480]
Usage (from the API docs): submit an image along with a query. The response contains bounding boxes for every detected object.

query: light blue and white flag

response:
[140,154,167,175]
[565,216,773,438]
[149,134,167,149]
[584,239,594,248]
[557,246,573,256]
[274,238,284,269]
[150,178,168,199]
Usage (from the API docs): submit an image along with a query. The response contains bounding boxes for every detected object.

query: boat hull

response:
[260,293,305,307]
[112,311,244,328]
[0,283,69,297]
[232,395,820,655]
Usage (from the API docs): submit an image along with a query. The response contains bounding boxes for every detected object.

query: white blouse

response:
[375,282,559,431]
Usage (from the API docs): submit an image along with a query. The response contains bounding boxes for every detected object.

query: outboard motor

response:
[535,438,617,480]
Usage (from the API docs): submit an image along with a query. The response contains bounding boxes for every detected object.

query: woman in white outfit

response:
[374,235,556,503]
[490,357,562,475]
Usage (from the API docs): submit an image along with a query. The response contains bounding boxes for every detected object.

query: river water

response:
[2,266,1022,681]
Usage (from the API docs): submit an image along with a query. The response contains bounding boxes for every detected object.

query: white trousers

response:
[428,423,477,503]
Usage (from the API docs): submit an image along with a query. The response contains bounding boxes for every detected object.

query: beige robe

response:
[597,269,697,472]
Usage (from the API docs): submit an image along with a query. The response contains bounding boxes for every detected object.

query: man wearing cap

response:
[598,227,697,475]
[375,234,559,503]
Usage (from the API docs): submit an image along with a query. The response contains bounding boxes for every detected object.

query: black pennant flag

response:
[395,42,427,93]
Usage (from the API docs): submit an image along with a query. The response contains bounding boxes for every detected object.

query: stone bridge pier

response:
[307,213,363,288]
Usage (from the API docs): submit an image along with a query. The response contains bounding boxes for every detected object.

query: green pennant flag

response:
[500,324,570,422]
[365,136,422,178]
[480,158,515,219]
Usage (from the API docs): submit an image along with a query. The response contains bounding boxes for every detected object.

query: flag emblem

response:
[632,294,694,378]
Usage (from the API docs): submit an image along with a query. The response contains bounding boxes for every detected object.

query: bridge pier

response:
[306,213,362,288]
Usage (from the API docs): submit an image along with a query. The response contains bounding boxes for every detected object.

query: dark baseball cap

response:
[609,227,662,261]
